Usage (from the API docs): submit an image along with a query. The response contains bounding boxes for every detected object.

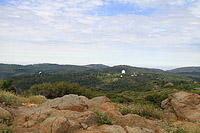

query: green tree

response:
[0,79,16,93]
[28,81,102,99]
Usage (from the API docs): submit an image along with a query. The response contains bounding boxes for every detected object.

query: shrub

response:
[94,111,112,125]
[0,90,19,106]
[115,103,164,119]
[0,90,47,107]
[113,103,131,115]
[28,82,102,99]
[0,79,16,93]
[0,116,12,126]
[0,125,13,133]
[145,93,168,107]
[175,126,190,133]
[106,93,133,103]
[28,95,47,104]
[130,103,164,119]
[0,116,13,133]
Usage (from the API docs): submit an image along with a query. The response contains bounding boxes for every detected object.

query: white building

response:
[121,70,126,74]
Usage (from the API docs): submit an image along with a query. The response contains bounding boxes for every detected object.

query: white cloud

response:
[0,0,200,67]
[113,0,198,9]
[190,2,200,18]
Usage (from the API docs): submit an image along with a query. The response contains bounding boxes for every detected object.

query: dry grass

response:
[114,103,164,120]
[114,102,200,132]
[0,124,13,133]
[169,121,200,133]
[0,90,47,132]
[0,90,20,106]
[28,95,47,104]
[0,90,47,107]
[128,103,164,119]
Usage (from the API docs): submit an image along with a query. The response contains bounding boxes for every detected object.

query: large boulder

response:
[34,116,82,133]
[117,114,159,133]
[16,106,55,125]
[124,126,147,133]
[52,110,98,126]
[173,121,200,132]
[161,91,200,122]
[16,106,98,130]
[99,125,126,133]
[76,125,126,133]
[40,94,88,112]
[87,96,122,122]
[39,116,71,133]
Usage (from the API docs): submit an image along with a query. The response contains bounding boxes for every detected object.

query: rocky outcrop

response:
[76,125,126,133]
[118,114,158,132]
[173,121,200,132]
[39,116,71,133]
[12,94,164,133]
[124,126,147,133]
[102,125,126,133]
[52,110,98,126]
[40,94,88,112]
[161,91,200,122]
[87,96,122,122]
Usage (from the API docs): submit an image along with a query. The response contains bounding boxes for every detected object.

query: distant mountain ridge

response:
[167,66,200,75]
[100,65,165,74]
[0,63,199,79]
[0,63,91,79]
[85,64,109,69]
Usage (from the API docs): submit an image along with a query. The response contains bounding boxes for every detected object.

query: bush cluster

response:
[94,111,112,125]
[0,79,16,93]
[114,103,164,119]
[28,82,103,99]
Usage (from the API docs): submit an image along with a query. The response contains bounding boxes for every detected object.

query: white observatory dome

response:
[121,70,125,74]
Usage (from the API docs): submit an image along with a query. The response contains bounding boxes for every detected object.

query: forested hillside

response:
[85,64,109,69]
[1,63,199,93]
[0,63,92,79]
[1,63,200,133]
[167,66,200,75]
[0,63,165,79]
[11,71,200,93]
[99,65,165,74]
[1,63,200,80]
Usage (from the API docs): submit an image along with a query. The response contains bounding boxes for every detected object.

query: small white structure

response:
[39,71,42,75]
[120,75,123,78]
[131,72,137,77]
[121,70,126,74]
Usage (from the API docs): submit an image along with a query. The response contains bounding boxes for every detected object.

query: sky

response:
[0,0,200,70]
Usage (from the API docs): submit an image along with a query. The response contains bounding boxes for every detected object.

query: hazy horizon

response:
[1,0,200,68]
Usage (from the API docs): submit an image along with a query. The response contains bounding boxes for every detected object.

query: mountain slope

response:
[0,63,92,79]
[100,65,165,74]
[2,63,200,80]
[85,64,110,69]
[0,63,165,79]
[167,67,200,75]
